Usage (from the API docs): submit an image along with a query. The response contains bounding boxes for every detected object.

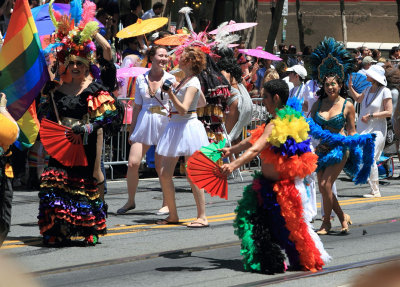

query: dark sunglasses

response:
[239,60,249,65]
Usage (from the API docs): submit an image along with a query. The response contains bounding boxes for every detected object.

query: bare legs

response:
[317,153,349,232]
[158,155,179,222]
[157,154,208,226]
[119,142,167,211]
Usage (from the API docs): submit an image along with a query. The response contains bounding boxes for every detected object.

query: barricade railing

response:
[103,97,131,179]
[103,97,268,179]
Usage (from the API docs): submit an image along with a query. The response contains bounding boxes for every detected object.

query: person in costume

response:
[349,65,392,198]
[117,45,175,215]
[216,48,253,144]
[156,47,209,228]
[308,37,376,235]
[0,93,19,247]
[38,0,122,246]
[220,79,331,274]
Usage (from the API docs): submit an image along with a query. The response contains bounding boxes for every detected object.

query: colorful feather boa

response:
[235,102,330,273]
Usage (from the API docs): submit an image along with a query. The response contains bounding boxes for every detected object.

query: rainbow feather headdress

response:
[46,0,98,67]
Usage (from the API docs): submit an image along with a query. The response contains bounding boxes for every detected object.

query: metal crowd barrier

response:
[103,97,131,179]
[103,97,268,179]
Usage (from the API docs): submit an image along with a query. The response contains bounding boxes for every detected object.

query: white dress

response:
[156,77,209,157]
[357,86,392,182]
[129,71,176,145]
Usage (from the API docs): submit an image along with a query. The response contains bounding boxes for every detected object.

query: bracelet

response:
[369,113,373,119]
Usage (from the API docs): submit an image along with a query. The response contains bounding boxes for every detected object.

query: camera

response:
[162,79,173,91]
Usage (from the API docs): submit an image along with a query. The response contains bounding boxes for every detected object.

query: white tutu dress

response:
[156,77,209,157]
[129,71,176,146]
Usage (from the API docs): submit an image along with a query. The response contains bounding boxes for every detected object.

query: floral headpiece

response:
[47,0,99,66]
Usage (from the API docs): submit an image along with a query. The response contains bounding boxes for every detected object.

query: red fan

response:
[186,151,228,200]
[40,119,88,167]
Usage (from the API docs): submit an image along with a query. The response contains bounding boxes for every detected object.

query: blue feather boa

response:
[307,118,376,184]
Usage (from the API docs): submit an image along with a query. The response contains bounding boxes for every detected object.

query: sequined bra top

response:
[313,98,347,131]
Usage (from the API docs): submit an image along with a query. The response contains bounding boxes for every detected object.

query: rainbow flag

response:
[0,0,49,148]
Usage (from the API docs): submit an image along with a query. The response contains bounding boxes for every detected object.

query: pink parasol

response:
[117,67,150,78]
[209,21,258,35]
[238,49,282,61]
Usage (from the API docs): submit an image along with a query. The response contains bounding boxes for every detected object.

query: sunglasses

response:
[69,61,85,67]
[239,60,249,65]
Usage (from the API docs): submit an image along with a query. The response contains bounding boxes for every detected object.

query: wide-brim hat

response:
[366,65,387,86]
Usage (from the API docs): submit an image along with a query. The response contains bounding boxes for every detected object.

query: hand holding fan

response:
[347,72,371,93]
[186,150,228,200]
[40,119,88,167]
[199,139,226,162]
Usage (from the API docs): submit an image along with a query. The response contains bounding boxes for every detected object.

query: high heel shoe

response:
[340,214,352,234]
[316,221,332,235]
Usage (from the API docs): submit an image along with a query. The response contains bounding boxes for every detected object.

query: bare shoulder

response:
[345,99,355,116]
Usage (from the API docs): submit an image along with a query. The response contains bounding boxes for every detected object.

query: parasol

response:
[31,3,104,36]
[199,139,226,163]
[238,48,282,61]
[209,20,258,35]
[116,18,169,39]
[154,34,189,46]
[40,119,88,167]
[186,151,228,200]
[116,67,150,78]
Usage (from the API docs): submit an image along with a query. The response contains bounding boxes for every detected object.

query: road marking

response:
[3,195,400,249]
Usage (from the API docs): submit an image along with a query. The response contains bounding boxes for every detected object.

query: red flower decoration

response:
[200,46,211,54]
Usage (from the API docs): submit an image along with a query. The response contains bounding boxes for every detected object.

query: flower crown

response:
[48,0,99,66]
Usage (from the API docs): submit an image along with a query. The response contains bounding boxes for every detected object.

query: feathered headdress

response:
[310,37,354,83]
[45,0,99,67]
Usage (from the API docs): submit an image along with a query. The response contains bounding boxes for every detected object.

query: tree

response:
[340,0,348,47]
[296,0,305,51]
[396,0,400,40]
[265,0,285,53]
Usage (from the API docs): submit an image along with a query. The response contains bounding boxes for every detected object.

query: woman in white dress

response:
[117,46,176,214]
[156,47,209,227]
[349,65,393,198]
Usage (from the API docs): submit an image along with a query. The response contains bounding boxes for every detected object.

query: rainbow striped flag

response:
[0,0,49,148]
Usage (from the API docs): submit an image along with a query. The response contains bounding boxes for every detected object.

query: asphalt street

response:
[1,159,400,286]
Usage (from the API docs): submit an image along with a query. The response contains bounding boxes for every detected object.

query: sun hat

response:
[366,64,387,86]
[286,64,307,80]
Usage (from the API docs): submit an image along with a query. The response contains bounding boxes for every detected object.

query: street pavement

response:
[1,159,400,287]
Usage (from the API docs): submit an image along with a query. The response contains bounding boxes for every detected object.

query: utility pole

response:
[265,0,285,53]
[340,0,348,47]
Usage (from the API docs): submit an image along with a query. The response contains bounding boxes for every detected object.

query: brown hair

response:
[146,45,167,64]
[181,47,206,75]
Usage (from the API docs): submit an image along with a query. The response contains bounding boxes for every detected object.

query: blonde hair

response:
[262,68,280,84]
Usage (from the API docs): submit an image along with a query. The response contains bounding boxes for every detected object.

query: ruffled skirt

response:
[38,167,106,245]
[156,114,209,157]
[130,109,169,146]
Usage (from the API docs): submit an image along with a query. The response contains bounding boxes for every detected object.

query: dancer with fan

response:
[220,79,331,274]
[38,0,122,246]
[117,45,176,215]
[156,47,209,228]
[348,65,392,198]
[0,93,19,247]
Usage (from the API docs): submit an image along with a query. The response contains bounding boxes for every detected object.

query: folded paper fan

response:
[347,72,371,93]
[186,151,228,199]
[40,119,88,167]
[199,139,226,162]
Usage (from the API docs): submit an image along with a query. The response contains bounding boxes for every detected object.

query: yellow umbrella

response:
[116,18,169,39]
